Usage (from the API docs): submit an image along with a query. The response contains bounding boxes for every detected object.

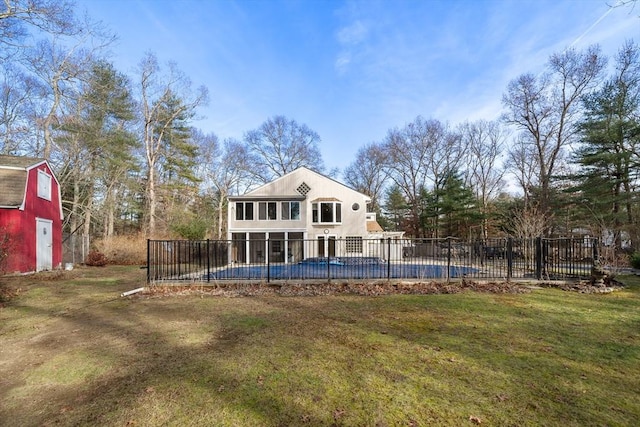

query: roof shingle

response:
[0,155,45,208]
[0,169,27,207]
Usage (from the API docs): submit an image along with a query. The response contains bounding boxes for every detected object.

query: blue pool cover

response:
[204,257,477,280]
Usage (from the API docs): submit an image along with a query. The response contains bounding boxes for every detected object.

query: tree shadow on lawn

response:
[2,279,639,426]
[295,292,640,425]
[0,293,339,426]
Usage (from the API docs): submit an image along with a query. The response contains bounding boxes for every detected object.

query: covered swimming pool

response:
[203,257,477,281]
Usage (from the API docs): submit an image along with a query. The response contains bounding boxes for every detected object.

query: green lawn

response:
[1,266,639,426]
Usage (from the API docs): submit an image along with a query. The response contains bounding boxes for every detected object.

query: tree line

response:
[2,1,639,254]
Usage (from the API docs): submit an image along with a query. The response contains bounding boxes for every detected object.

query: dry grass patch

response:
[93,234,148,265]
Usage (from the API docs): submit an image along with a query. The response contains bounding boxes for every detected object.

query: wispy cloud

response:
[337,19,368,45]
[77,0,640,173]
[334,19,369,73]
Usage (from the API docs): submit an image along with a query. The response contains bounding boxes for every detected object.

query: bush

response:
[85,250,108,267]
[171,218,208,240]
[94,234,147,265]
[630,252,640,269]
[0,225,18,274]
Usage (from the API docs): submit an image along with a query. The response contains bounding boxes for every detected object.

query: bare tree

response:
[244,115,325,183]
[0,0,77,59]
[459,119,506,239]
[502,45,606,232]
[343,142,389,212]
[382,119,432,236]
[382,117,459,237]
[0,63,40,154]
[195,133,256,239]
[137,52,208,238]
[25,38,98,159]
[505,134,540,204]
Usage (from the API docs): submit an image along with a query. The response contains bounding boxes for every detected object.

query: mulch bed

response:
[142,277,627,298]
[144,280,531,297]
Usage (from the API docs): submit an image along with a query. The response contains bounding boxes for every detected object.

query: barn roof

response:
[0,155,48,208]
[0,155,46,168]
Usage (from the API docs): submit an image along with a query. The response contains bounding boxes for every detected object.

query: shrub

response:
[629,252,640,269]
[171,218,208,240]
[0,225,17,274]
[85,250,108,267]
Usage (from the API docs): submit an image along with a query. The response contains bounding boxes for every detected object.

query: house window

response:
[281,201,300,220]
[345,236,363,253]
[235,202,254,220]
[37,169,52,201]
[312,202,342,224]
[258,202,277,220]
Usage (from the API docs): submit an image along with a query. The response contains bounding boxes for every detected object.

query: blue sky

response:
[77,0,639,174]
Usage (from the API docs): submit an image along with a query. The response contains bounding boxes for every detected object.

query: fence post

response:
[507,237,513,281]
[535,237,543,280]
[146,239,151,284]
[207,239,210,283]
[446,237,451,283]
[387,238,391,281]
[177,241,181,278]
[267,239,271,283]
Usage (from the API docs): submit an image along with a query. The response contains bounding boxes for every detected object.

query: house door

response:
[318,235,336,258]
[36,218,53,271]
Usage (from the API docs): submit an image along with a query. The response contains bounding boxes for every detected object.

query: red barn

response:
[0,155,63,273]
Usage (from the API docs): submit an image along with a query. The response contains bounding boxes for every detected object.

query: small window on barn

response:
[37,169,52,201]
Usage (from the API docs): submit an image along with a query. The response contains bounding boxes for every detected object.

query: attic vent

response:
[296,182,311,196]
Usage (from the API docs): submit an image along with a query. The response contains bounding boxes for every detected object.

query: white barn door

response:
[36,218,53,271]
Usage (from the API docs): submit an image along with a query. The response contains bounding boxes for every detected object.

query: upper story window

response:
[235,202,254,220]
[258,202,277,220]
[37,169,52,201]
[312,202,342,224]
[281,201,300,220]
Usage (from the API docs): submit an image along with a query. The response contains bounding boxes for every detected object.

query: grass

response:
[1,266,639,426]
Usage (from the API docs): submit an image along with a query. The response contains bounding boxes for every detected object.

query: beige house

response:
[227,167,403,264]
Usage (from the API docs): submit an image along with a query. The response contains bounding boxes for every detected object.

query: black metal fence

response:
[147,237,600,283]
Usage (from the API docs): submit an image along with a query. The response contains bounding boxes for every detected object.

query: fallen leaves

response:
[145,280,531,298]
[333,408,346,422]
[469,415,482,424]
[496,394,509,402]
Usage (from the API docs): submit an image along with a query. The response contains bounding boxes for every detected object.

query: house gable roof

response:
[231,166,372,202]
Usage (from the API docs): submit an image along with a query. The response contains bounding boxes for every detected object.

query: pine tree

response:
[570,42,640,250]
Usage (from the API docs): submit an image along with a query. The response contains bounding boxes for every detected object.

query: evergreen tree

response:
[382,185,409,233]
[57,60,138,237]
[421,170,481,238]
[570,41,640,250]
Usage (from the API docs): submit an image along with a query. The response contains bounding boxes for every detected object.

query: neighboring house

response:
[227,167,403,264]
[0,155,63,273]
